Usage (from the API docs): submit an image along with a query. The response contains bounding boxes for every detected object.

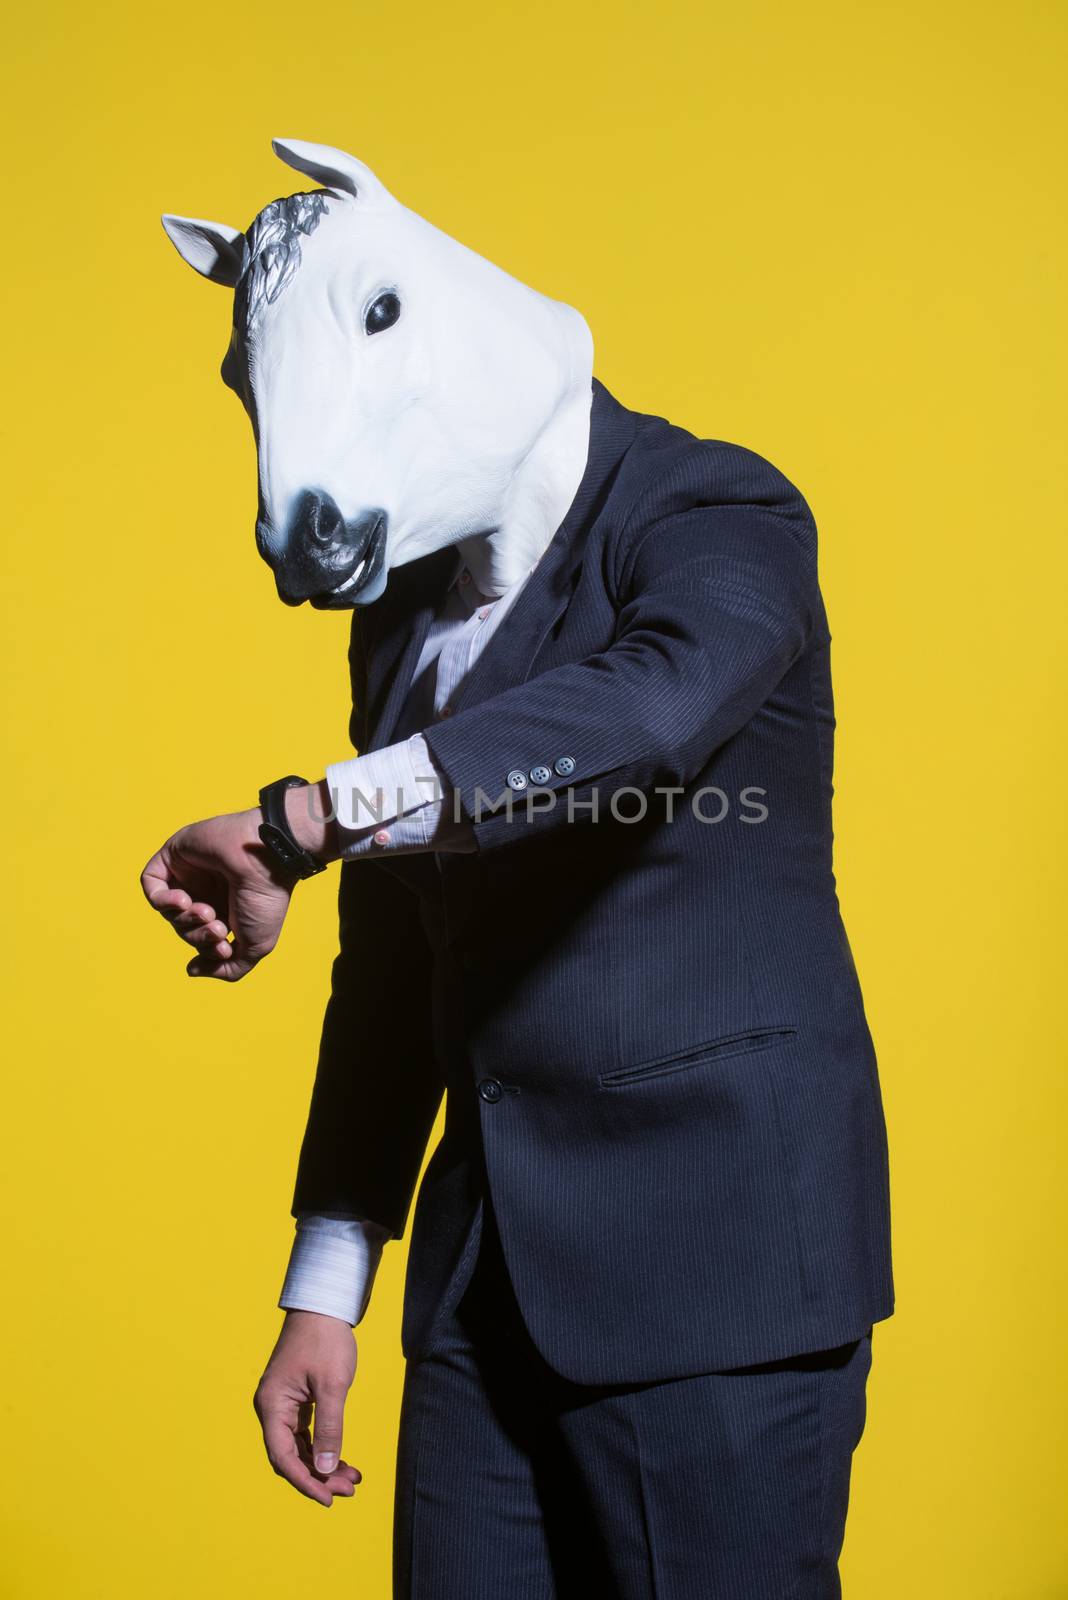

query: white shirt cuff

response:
[327,734,442,833]
[278,1215,390,1326]
[326,735,476,858]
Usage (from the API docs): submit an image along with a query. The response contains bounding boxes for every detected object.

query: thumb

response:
[312,1381,346,1475]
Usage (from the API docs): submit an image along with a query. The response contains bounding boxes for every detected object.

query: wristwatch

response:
[257,775,327,880]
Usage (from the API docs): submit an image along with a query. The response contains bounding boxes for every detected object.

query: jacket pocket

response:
[598,1026,798,1088]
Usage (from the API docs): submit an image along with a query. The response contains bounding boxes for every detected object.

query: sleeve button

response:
[529,765,551,785]
[554,755,576,776]
[507,770,528,791]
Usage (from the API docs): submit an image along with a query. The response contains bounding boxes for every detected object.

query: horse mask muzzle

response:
[265,492,389,608]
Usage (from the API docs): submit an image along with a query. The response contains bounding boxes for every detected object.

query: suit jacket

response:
[291,378,894,1386]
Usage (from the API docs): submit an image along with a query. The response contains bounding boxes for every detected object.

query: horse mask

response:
[163,139,595,607]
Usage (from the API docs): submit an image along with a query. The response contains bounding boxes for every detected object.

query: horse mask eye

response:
[365,291,401,335]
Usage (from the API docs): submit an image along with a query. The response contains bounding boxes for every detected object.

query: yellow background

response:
[2,0,1065,1594]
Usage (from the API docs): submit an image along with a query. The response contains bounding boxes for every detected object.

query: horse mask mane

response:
[163,139,595,607]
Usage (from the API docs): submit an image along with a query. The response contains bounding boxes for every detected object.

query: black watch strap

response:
[257,775,327,880]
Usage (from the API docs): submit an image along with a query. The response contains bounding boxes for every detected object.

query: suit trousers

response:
[393,1189,873,1599]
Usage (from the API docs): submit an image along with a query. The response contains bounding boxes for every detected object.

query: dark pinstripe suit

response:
[292,380,894,1595]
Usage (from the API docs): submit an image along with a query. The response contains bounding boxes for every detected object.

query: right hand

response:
[140,808,295,982]
[254,1311,361,1506]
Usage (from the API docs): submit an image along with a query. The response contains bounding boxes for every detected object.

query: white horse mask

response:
[163,139,594,607]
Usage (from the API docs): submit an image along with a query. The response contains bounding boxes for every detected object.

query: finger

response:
[187,952,255,981]
[294,1431,358,1495]
[140,853,172,903]
[180,921,232,951]
[171,901,220,934]
[311,1380,346,1476]
[295,1399,359,1491]
[293,1421,361,1489]
[187,924,273,979]
[143,880,193,918]
[260,1413,334,1507]
[185,937,235,962]
[140,849,195,915]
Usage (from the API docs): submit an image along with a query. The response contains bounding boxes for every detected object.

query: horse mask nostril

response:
[293,489,345,549]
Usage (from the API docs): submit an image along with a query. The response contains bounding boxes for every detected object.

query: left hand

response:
[140,808,295,981]
[254,1310,361,1507]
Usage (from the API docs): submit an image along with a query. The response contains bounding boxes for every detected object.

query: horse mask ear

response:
[161,215,246,286]
[271,138,391,205]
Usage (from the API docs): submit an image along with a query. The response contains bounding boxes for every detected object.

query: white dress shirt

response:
[278,549,538,1325]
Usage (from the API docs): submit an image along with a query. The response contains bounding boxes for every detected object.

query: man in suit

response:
[145,141,893,1597]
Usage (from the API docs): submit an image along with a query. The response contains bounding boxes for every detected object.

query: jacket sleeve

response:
[290,612,444,1236]
[289,856,443,1235]
[423,474,819,851]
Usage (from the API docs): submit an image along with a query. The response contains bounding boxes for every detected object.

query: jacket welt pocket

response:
[598,1027,798,1088]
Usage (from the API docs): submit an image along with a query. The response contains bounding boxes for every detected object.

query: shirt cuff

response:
[278,1214,391,1326]
[327,735,477,858]
[327,734,442,833]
